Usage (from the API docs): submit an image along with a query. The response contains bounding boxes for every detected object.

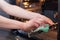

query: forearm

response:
[0,15,24,30]
[0,0,42,19]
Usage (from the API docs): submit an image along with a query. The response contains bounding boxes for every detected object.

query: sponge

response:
[33,24,49,32]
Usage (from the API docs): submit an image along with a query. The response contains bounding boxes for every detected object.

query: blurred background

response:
[0,0,58,40]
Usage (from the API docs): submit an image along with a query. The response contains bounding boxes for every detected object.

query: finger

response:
[45,18,54,26]
[39,15,54,25]
[35,19,45,25]
[34,22,40,27]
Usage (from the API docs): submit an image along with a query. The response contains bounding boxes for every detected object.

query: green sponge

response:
[33,24,49,32]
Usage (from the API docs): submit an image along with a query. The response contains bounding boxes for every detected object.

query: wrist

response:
[17,22,25,30]
[21,23,27,31]
[21,22,30,32]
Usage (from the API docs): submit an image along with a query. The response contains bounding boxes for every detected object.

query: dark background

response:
[57,0,60,40]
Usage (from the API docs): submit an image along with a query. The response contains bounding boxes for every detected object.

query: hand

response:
[23,18,46,32]
[36,15,54,26]
[22,15,54,32]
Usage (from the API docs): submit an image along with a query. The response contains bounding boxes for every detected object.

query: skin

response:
[0,0,54,32]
